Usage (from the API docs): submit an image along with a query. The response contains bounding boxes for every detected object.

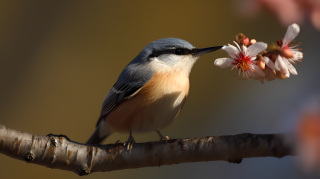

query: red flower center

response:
[283,45,290,49]
[233,53,252,71]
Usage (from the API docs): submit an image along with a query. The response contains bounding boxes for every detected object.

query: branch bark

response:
[0,124,293,176]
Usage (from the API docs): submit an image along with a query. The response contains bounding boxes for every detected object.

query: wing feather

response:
[95,82,145,126]
[95,55,153,126]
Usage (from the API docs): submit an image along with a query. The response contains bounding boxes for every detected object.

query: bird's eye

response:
[174,49,183,55]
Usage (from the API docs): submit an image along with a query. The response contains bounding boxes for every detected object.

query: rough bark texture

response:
[0,124,293,176]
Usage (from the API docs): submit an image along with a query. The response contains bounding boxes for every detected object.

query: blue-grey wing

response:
[96,61,153,126]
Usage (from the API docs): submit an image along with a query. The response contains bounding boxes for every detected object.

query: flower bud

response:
[250,39,256,45]
[241,37,249,46]
[280,48,294,58]
[281,72,289,79]
[275,71,287,79]
[256,55,265,70]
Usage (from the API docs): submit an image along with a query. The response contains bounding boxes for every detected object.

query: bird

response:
[86,38,221,150]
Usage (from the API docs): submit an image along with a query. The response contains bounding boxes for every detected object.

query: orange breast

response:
[106,71,189,133]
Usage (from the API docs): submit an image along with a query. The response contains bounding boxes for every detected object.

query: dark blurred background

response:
[0,0,320,178]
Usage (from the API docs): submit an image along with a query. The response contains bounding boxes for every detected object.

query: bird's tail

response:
[86,120,113,144]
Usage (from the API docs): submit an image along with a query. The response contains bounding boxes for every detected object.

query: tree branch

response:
[0,124,293,176]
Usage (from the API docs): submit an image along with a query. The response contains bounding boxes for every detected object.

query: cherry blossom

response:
[275,23,303,78]
[214,41,267,79]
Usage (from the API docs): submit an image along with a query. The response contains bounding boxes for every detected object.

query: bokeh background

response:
[0,0,320,178]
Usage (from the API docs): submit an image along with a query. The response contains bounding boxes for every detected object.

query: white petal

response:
[246,42,267,57]
[252,64,265,77]
[248,63,254,71]
[275,55,288,74]
[242,45,247,55]
[292,51,303,61]
[222,45,239,58]
[250,56,257,61]
[214,58,235,68]
[233,41,241,51]
[287,61,298,75]
[263,57,277,70]
[283,23,300,47]
[281,70,290,78]
[265,68,276,81]
[249,70,259,78]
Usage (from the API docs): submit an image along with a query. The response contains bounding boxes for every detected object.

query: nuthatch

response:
[86,38,221,148]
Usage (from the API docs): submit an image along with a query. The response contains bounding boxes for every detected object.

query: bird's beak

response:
[192,46,223,56]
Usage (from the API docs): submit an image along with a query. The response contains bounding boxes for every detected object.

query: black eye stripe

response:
[174,49,183,55]
[149,48,199,58]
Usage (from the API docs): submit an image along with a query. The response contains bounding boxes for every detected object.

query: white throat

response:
[149,55,199,76]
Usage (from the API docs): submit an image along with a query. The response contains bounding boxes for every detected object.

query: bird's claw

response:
[160,136,170,142]
[156,130,170,143]
[124,135,135,153]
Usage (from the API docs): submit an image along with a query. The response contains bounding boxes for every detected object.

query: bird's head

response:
[137,38,222,75]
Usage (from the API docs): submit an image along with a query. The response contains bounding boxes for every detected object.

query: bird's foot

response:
[160,135,170,142]
[156,130,170,142]
[124,133,135,153]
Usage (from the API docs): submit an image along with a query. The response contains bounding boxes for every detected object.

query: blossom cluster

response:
[214,23,304,83]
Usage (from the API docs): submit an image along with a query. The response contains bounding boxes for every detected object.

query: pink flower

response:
[214,41,267,79]
[274,23,303,78]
